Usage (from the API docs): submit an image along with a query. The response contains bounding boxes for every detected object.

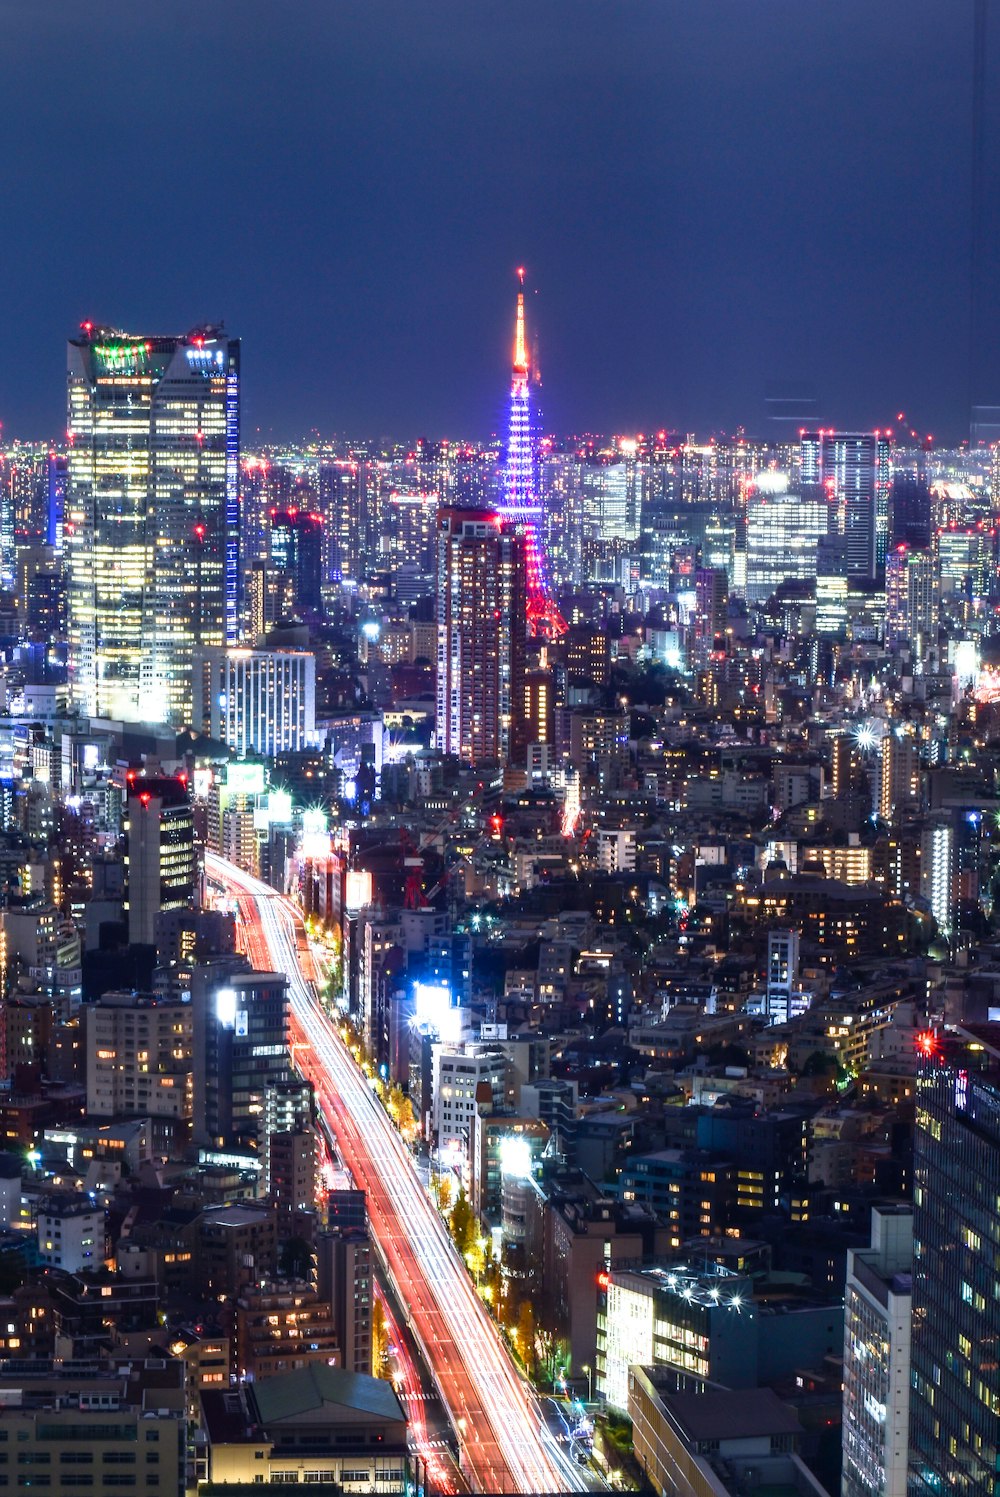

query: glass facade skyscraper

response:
[744,472,830,603]
[909,1027,1000,1493]
[800,430,892,580]
[66,326,240,726]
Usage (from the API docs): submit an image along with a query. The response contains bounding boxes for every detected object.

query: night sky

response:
[0,1,991,442]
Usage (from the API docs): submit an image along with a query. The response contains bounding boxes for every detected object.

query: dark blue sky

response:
[0,1,988,442]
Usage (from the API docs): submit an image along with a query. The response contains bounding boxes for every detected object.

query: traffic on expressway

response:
[206,852,586,1496]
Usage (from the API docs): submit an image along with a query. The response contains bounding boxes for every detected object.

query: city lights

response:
[498,1136,533,1180]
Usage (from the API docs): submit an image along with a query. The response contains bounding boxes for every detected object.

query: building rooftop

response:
[663,1386,802,1444]
[251,1364,405,1427]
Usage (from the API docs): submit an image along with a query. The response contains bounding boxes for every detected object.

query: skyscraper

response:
[841,1206,912,1497]
[66,325,240,726]
[123,775,196,947]
[800,431,891,580]
[878,732,921,821]
[909,1026,1000,1494]
[435,506,526,765]
[744,472,830,603]
[884,544,938,654]
[269,507,324,614]
[692,566,728,667]
[197,645,317,756]
[889,472,932,549]
[192,962,291,1150]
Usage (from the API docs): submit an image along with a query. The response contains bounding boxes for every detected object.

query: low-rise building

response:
[37,1193,103,1272]
[629,1374,827,1497]
[199,1363,409,1493]
[234,1282,341,1381]
[0,1358,186,1497]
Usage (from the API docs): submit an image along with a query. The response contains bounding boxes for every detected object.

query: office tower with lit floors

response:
[123,776,196,947]
[909,1027,1000,1494]
[269,507,324,614]
[841,1207,912,1497]
[435,507,526,765]
[800,430,891,579]
[744,472,830,603]
[192,964,291,1151]
[66,326,240,726]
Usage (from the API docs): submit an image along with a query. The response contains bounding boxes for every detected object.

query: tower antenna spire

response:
[514,267,528,374]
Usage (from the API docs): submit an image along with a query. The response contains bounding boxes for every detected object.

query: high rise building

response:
[800,431,891,580]
[269,507,323,614]
[765,929,799,1023]
[744,473,830,603]
[935,525,995,601]
[830,733,862,800]
[85,990,194,1126]
[16,544,66,644]
[123,775,196,947]
[317,1191,373,1377]
[908,1027,1000,1494]
[884,545,938,654]
[197,646,317,756]
[318,459,380,587]
[192,962,291,1150]
[512,668,554,767]
[692,566,728,666]
[815,536,850,636]
[920,815,954,937]
[387,491,438,599]
[889,472,932,549]
[580,457,641,545]
[66,325,240,725]
[878,734,920,821]
[496,271,566,638]
[434,506,526,765]
[841,1206,912,1497]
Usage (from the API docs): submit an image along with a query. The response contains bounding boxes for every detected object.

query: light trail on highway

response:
[207,853,583,1497]
[377,1281,461,1496]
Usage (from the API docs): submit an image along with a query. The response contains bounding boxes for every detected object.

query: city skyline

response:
[1,1,995,443]
[3,9,1000,1497]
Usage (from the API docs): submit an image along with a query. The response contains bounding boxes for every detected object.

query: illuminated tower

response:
[498,270,566,637]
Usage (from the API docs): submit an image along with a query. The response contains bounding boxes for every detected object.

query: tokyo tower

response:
[499,269,567,638]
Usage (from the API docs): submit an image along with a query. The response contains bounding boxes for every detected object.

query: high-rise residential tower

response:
[435,506,526,765]
[66,325,240,725]
[884,544,938,654]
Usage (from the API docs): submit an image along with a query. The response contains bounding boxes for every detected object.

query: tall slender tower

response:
[498,270,566,638]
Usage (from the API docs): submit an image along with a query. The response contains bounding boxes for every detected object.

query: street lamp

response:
[582,1363,593,1403]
